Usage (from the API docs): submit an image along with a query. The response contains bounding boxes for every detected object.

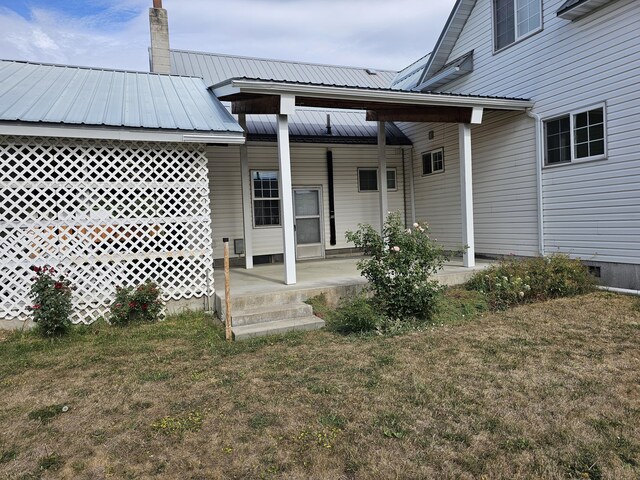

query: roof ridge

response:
[0,58,201,79]
[170,48,397,74]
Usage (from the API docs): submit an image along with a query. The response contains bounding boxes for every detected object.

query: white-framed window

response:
[357,168,397,192]
[422,148,445,175]
[251,170,280,227]
[494,0,542,51]
[544,105,606,166]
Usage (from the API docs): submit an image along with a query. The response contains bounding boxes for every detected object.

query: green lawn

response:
[0,292,639,479]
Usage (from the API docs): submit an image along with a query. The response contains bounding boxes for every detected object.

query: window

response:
[422,148,445,175]
[545,106,606,166]
[494,0,541,51]
[252,171,280,226]
[358,168,397,192]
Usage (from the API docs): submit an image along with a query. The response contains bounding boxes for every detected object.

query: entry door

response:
[293,187,324,260]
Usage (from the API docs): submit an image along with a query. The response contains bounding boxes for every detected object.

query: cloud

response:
[0,0,456,72]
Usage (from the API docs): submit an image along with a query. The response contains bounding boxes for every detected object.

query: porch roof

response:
[211,77,533,123]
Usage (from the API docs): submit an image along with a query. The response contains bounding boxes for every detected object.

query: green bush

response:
[29,265,73,337]
[466,255,596,311]
[346,212,450,322]
[108,281,164,326]
[327,295,384,335]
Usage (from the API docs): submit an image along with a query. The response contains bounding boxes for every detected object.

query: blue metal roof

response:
[0,60,243,133]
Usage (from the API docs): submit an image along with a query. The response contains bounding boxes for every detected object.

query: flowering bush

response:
[466,254,596,311]
[345,211,450,322]
[29,265,73,337]
[108,281,164,326]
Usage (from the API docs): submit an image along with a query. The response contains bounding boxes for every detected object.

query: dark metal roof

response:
[557,0,613,18]
[170,49,397,89]
[215,76,531,102]
[0,59,243,133]
[245,107,411,145]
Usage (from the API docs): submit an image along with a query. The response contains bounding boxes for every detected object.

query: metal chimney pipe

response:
[153,0,162,8]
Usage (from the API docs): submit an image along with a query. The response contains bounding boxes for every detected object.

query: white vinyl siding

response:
[400,110,539,257]
[207,143,405,259]
[438,0,640,264]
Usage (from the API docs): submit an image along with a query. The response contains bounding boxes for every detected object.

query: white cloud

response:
[0,0,456,72]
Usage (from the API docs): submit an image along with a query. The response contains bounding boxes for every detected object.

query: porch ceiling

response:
[211,77,533,123]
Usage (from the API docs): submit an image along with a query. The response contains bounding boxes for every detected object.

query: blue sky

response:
[0,0,456,72]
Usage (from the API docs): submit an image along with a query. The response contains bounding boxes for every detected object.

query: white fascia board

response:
[222,79,533,111]
[0,123,246,144]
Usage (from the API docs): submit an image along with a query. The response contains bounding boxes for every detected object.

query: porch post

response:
[378,121,388,232]
[459,123,475,268]
[277,105,296,284]
[238,114,253,269]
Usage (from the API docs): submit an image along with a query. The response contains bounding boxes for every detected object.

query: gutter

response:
[526,109,545,256]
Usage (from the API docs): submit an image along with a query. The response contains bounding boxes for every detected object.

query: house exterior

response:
[1,0,638,328]
[403,0,640,286]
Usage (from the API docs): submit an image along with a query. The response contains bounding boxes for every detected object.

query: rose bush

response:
[29,265,73,337]
[108,281,164,326]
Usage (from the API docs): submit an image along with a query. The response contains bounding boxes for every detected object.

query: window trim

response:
[421,147,445,176]
[250,169,281,229]
[492,0,543,54]
[357,167,398,192]
[543,103,607,168]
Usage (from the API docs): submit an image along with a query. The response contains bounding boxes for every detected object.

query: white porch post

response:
[238,114,253,269]
[277,95,296,285]
[378,121,388,232]
[459,123,475,268]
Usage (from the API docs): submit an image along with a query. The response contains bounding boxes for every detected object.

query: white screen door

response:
[293,187,324,259]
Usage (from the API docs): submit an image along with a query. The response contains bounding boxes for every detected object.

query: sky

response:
[0,0,457,73]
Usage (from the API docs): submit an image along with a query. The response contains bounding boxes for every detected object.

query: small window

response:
[252,171,280,227]
[422,148,445,175]
[358,168,397,192]
[544,106,606,166]
[494,0,541,51]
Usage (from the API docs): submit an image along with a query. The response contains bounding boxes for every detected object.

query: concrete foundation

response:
[583,260,640,290]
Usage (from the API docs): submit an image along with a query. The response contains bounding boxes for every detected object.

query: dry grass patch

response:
[0,292,639,479]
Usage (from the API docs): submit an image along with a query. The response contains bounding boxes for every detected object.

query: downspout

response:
[526,109,545,256]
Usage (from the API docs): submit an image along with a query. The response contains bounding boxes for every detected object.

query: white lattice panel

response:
[0,136,214,323]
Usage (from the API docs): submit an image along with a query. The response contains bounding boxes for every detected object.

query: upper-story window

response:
[494,0,542,51]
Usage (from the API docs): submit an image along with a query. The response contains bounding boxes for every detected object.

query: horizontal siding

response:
[439,0,640,264]
[400,110,539,257]
[206,143,404,259]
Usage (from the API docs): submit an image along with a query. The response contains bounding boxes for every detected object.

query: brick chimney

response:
[149,0,171,74]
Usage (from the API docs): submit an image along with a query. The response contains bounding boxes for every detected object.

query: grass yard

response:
[0,292,639,479]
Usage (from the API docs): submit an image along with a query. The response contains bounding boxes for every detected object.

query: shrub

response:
[346,211,450,321]
[29,265,73,337]
[466,254,596,311]
[108,281,164,326]
[327,295,384,335]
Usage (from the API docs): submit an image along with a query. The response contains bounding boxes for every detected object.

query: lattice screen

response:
[0,136,214,324]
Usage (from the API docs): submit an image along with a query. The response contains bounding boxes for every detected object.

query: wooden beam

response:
[232,96,280,114]
[366,106,472,123]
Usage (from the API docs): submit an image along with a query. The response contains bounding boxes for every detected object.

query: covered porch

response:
[211,78,532,287]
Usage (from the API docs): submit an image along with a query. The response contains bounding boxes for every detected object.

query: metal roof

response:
[0,60,243,134]
[170,49,397,89]
[557,0,613,19]
[390,54,432,91]
[416,0,477,89]
[244,107,411,145]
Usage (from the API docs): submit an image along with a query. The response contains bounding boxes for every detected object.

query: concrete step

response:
[232,303,313,326]
[232,316,325,340]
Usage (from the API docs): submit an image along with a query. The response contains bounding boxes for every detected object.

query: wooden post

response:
[223,237,232,341]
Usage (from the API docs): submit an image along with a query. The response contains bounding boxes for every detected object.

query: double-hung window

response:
[422,148,445,175]
[544,105,606,166]
[252,171,280,226]
[358,168,397,192]
[494,0,542,51]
